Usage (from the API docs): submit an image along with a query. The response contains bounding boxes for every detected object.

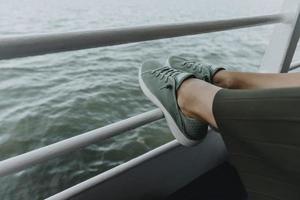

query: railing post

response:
[260,0,300,73]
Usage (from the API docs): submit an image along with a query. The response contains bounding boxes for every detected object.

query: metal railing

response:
[0,14,284,177]
[0,109,163,176]
[0,1,300,198]
[0,14,282,60]
[289,60,300,71]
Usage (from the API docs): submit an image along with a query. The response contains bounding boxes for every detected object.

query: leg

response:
[213,71,300,89]
[178,79,300,200]
[212,87,300,200]
[141,60,300,199]
[177,78,221,128]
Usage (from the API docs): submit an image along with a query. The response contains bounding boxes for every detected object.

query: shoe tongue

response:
[175,72,195,90]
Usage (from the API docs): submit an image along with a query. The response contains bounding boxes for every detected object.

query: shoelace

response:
[151,66,181,90]
[183,61,211,81]
[183,61,205,71]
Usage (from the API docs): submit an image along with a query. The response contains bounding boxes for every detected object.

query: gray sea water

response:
[1,0,298,199]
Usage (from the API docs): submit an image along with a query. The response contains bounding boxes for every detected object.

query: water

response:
[0,0,296,199]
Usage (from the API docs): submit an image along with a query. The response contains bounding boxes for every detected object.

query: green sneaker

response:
[167,56,224,83]
[139,60,208,146]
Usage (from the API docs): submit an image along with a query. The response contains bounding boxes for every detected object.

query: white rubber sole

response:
[139,68,197,146]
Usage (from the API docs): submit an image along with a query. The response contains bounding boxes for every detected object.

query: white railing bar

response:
[47,131,226,200]
[0,109,164,177]
[289,61,300,71]
[46,140,181,200]
[0,14,283,60]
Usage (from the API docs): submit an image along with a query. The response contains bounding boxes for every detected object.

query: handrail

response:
[0,109,163,177]
[289,61,300,71]
[0,14,283,60]
[46,140,181,200]
[0,12,287,177]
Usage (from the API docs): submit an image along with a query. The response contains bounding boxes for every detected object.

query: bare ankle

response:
[213,70,234,88]
[177,78,221,128]
[177,79,198,118]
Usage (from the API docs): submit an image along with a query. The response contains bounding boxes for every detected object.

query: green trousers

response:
[213,87,300,200]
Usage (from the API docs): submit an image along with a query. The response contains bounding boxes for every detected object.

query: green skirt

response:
[213,87,300,200]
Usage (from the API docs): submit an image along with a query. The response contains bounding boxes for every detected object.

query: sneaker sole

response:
[139,67,198,146]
